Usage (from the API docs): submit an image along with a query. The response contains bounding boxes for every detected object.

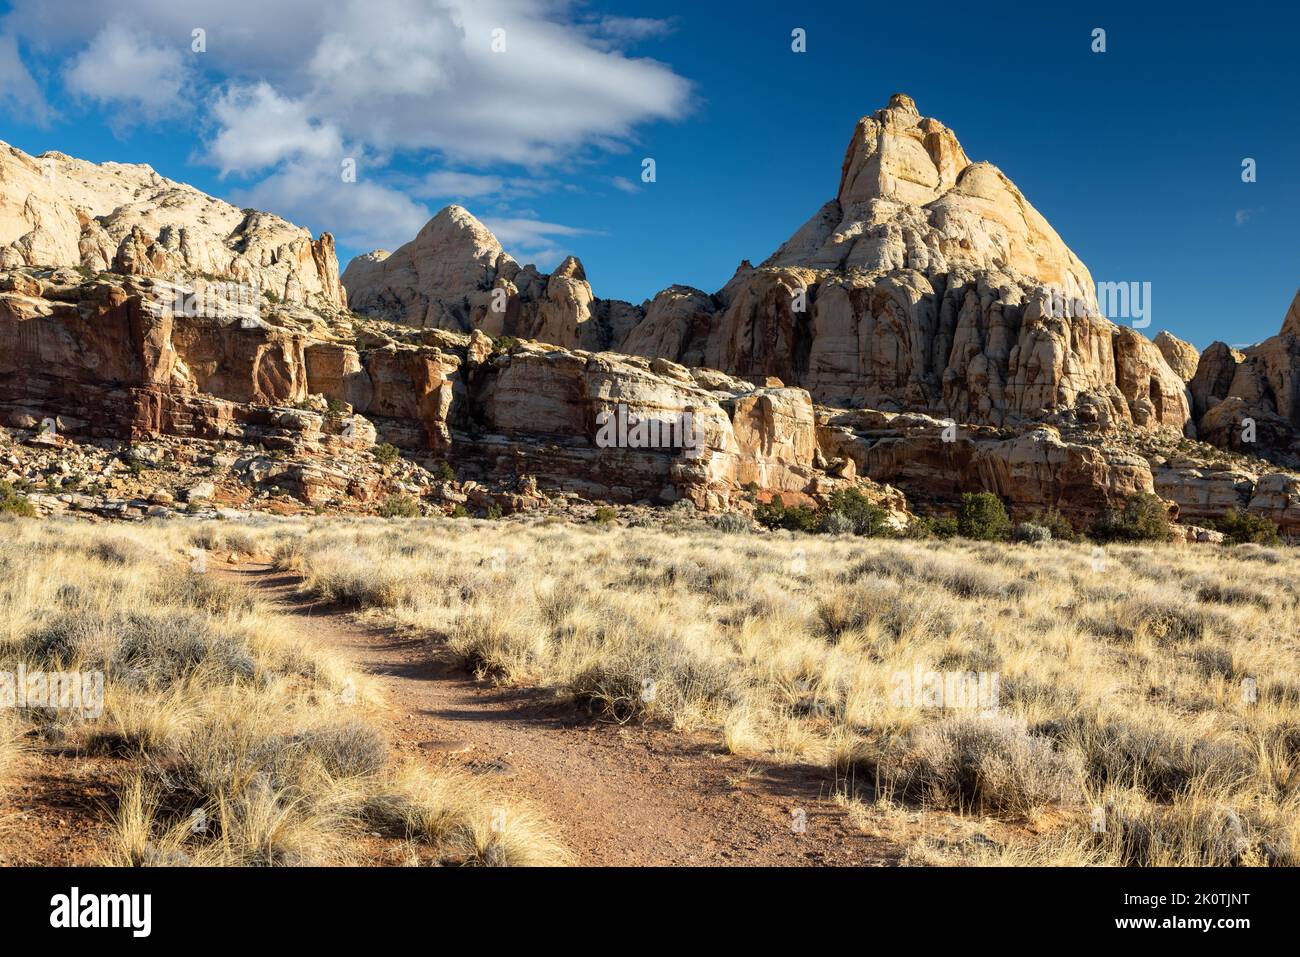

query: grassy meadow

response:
[0,515,566,866]
[259,514,1300,866]
[1,509,1297,865]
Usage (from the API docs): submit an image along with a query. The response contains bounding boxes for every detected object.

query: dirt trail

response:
[222,562,900,867]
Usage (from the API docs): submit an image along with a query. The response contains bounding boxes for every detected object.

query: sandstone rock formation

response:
[1154,331,1201,382]
[7,100,1300,535]
[817,411,1156,522]
[1189,290,1300,467]
[762,93,1094,293]
[345,94,1191,438]
[0,140,344,309]
[0,267,899,513]
[341,205,514,327]
[1283,289,1300,337]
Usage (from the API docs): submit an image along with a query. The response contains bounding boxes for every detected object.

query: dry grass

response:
[0,712,16,797]
[6,509,1296,866]
[228,513,1300,866]
[0,515,567,866]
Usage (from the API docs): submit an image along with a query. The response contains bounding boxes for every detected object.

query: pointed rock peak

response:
[716,259,758,305]
[766,97,1094,296]
[1202,340,1246,363]
[838,95,971,207]
[403,205,513,269]
[553,255,586,281]
[347,249,391,268]
[421,204,495,239]
[1282,287,1300,337]
[887,92,920,116]
[343,203,518,320]
[1154,330,1202,382]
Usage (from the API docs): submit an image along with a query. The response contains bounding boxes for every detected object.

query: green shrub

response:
[1026,507,1077,542]
[449,504,470,519]
[1208,508,1280,545]
[823,488,892,536]
[1011,521,1051,544]
[0,481,35,517]
[432,461,456,483]
[378,494,420,518]
[931,516,960,539]
[819,511,856,535]
[485,505,504,520]
[372,443,400,465]
[754,495,820,533]
[1089,493,1172,543]
[707,512,751,534]
[592,506,617,524]
[905,515,958,539]
[956,492,1011,541]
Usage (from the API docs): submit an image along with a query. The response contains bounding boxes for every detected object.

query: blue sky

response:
[1,0,1296,348]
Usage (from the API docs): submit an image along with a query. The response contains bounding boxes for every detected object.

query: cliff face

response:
[0,268,900,514]
[331,95,1300,531]
[0,131,904,514]
[1190,294,1300,468]
[344,95,1190,436]
[4,97,1299,532]
[0,140,345,310]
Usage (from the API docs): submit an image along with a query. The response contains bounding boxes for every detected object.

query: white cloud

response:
[482,216,594,246]
[1234,208,1254,226]
[481,215,598,266]
[413,170,563,203]
[63,22,187,120]
[0,32,51,124]
[292,0,691,165]
[231,157,431,253]
[2,1,691,255]
[6,0,692,163]
[611,175,640,193]
[209,83,343,176]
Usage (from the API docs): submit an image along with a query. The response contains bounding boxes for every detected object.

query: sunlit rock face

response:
[345,95,1190,436]
[1189,291,1300,469]
[0,140,344,309]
